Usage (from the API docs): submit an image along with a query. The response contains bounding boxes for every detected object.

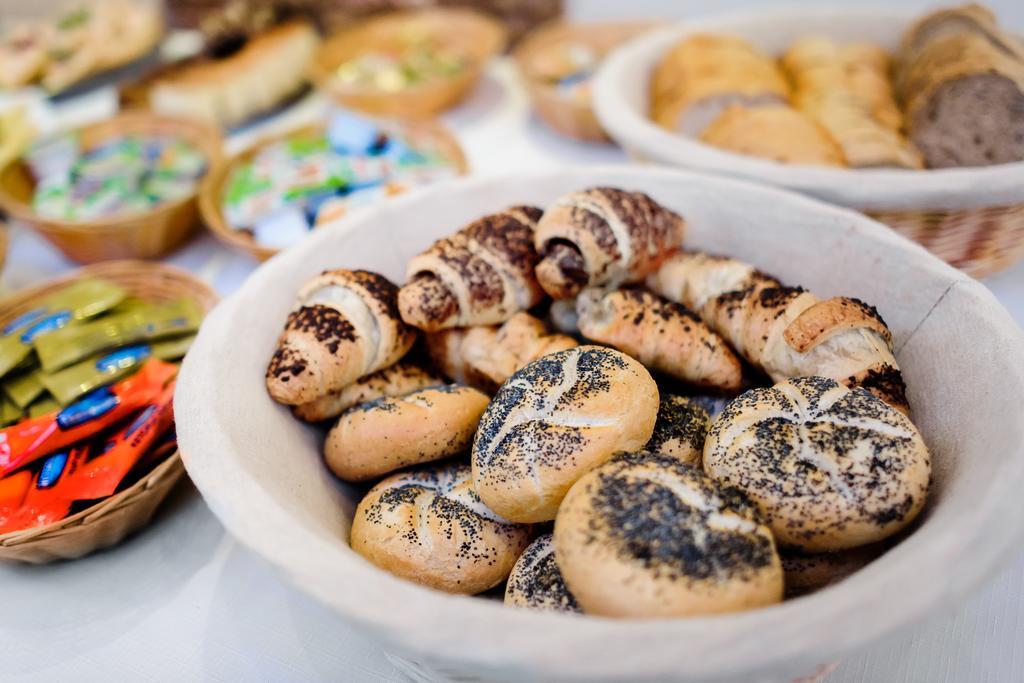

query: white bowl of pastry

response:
[592,6,1024,216]
[175,166,1024,682]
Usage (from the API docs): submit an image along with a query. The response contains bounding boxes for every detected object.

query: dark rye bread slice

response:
[899,31,1024,168]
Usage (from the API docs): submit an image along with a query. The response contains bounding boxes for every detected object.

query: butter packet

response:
[0,279,127,379]
[40,344,151,405]
[0,396,23,427]
[27,396,61,419]
[2,369,46,408]
[151,334,196,361]
[34,298,201,373]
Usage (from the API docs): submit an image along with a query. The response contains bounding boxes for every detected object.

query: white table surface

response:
[3,2,1024,680]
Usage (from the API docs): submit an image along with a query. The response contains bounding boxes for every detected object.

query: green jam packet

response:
[0,395,24,427]
[39,344,153,405]
[27,395,61,419]
[34,298,202,373]
[151,334,196,361]
[2,369,46,409]
[0,278,127,379]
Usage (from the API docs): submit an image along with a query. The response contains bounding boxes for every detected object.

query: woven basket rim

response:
[0,260,217,551]
[199,118,469,261]
[0,112,225,235]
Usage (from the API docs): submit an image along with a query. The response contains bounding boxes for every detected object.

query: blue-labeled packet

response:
[39,343,153,405]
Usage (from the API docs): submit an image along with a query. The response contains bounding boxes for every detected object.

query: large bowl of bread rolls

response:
[175,165,1024,683]
[593,4,1024,279]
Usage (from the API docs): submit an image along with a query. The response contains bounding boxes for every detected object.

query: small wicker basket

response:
[309,8,507,119]
[515,20,658,142]
[199,118,469,261]
[0,112,224,264]
[0,260,218,564]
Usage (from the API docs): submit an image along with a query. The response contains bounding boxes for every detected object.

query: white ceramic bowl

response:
[175,167,1024,683]
[592,7,1024,213]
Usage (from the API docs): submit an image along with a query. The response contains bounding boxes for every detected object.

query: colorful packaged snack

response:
[27,396,60,419]
[0,359,177,476]
[34,298,201,372]
[0,396,23,428]
[151,335,196,361]
[40,343,152,405]
[0,469,32,530]
[71,381,176,500]
[2,369,45,408]
[0,278,127,378]
[0,445,90,534]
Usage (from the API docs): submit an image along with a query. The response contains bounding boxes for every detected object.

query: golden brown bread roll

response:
[471,345,659,523]
[398,206,545,331]
[644,394,711,466]
[650,33,791,136]
[324,385,490,482]
[266,270,416,406]
[699,105,846,167]
[351,462,532,594]
[292,362,442,422]
[504,533,581,613]
[575,287,742,391]
[554,451,784,618]
[703,376,931,552]
[647,251,908,413]
[425,312,578,391]
[534,187,685,300]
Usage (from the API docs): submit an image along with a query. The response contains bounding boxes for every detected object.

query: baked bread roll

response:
[351,462,532,594]
[504,533,581,613]
[704,376,931,552]
[325,384,489,482]
[699,105,845,167]
[292,362,442,423]
[266,269,416,406]
[472,345,659,522]
[782,38,922,169]
[426,312,577,391]
[896,6,1024,167]
[534,188,685,300]
[645,395,711,466]
[547,298,580,335]
[398,207,545,332]
[781,545,880,598]
[651,33,791,136]
[575,287,742,391]
[647,251,908,413]
[554,451,783,618]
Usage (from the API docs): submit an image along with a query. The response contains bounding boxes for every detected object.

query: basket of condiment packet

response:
[309,8,506,119]
[0,260,216,563]
[0,112,223,264]
[199,109,467,261]
[515,20,658,142]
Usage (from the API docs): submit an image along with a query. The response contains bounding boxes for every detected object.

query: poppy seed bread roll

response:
[644,395,712,466]
[351,462,532,594]
[266,269,416,406]
[504,533,581,613]
[325,384,490,482]
[704,376,931,552]
[292,362,442,422]
[471,345,659,523]
[554,451,783,618]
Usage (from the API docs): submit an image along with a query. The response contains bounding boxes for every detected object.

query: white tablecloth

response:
[3,2,1024,680]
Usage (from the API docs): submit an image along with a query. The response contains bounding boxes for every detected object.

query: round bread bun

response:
[704,376,931,552]
[351,462,532,594]
[781,545,881,598]
[325,384,490,482]
[472,345,659,523]
[554,451,783,618]
[504,533,581,613]
[645,394,712,466]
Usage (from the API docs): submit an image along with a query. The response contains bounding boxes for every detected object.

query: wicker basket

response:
[515,20,658,143]
[309,8,507,119]
[0,260,218,564]
[0,112,224,264]
[0,219,8,275]
[199,119,469,261]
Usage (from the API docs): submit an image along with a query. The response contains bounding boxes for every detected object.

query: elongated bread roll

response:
[472,345,659,522]
[554,451,783,618]
[699,105,845,167]
[576,287,742,391]
[647,251,908,413]
[351,462,532,594]
[704,377,931,552]
[325,384,489,482]
[426,312,578,391]
[534,187,685,299]
[398,206,545,331]
[293,362,442,422]
[266,270,416,406]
